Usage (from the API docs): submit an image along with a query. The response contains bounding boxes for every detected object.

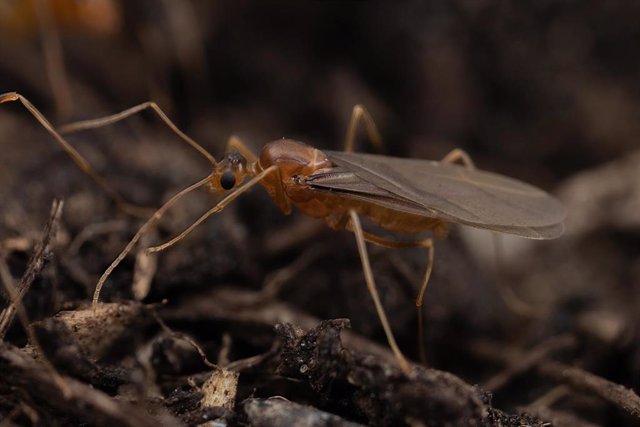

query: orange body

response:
[257,139,449,237]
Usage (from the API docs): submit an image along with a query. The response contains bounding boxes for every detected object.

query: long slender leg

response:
[348,210,412,375]
[363,233,434,364]
[58,101,217,166]
[146,165,280,254]
[343,105,383,153]
[491,233,543,318]
[349,229,434,310]
[94,165,281,307]
[441,148,540,317]
[344,223,434,365]
[0,92,150,218]
[92,173,214,307]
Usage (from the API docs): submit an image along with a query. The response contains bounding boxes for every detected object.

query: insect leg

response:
[146,165,280,254]
[441,148,541,317]
[344,225,435,366]
[92,172,214,308]
[348,210,412,375]
[441,148,476,170]
[343,105,383,153]
[0,92,149,218]
[58,101,217,166]
[491,233,543,318]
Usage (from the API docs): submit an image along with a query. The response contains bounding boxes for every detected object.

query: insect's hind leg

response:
[0,92,150,218]
[441,147,540,318]
[345,223,434,366]
[343,105,383,153]
[348,210,413,375]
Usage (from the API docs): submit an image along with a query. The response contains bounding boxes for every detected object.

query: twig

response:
[67,220,128,255]
[217,333,232,366]
[152,310,218,369]
[539,360,640,419]
[482,334,576,390]
[472,337,640,420]
[0,200,70,398]
[0,342,181,427]
[0,200,63,338]
[527,385,570,409]
[224,345,279,372]
[162,286,400,367]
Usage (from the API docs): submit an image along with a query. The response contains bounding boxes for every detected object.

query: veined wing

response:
[304,151,566,239]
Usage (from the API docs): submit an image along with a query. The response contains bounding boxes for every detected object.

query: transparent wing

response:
[305,151,566,239]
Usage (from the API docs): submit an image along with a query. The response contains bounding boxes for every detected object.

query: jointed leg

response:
[345,223,434,365]
[58,101,217,166]
[92,173,214,308]
[0,92,150,218]
[491,233,543,318]
[441,148,475,170]
[343,105,383,153]
[442,148,541,317]
[147,165,280,254]
[351,229,434,309]
[94,165,280,307]
[348,210,412,375]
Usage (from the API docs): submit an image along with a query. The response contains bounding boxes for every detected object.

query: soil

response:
[1,2,639,426]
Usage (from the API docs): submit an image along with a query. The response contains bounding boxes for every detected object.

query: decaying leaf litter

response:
[1,2,640,426]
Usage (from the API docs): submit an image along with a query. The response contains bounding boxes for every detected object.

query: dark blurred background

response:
[3,1,639,176]
[1,1,639,425]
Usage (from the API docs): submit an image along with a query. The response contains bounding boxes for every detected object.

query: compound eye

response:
[220,171,236,190]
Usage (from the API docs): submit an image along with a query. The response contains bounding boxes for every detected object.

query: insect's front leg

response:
[343,105,383,153]
[0,92,152,218]
[92,173,215,307]
[146,165,283,255]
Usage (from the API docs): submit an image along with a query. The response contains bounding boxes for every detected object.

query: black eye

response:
[220,171,236,190]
